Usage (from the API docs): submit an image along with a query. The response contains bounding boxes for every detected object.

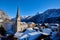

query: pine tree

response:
[0,25,6,36]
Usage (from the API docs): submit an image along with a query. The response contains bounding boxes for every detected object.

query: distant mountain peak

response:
[45,9,60,12]
[0,10,9,19]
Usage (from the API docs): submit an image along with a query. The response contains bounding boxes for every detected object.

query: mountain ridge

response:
[11,9,60,23]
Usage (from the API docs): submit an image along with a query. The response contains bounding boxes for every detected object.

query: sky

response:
[0,0,60,17]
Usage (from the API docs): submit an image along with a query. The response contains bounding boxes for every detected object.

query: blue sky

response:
[0,0,60,17]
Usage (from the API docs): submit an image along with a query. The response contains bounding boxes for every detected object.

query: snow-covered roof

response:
[27,28,33,31]
[41,28,52,35]
[50,25,58,30]
[14,32,23,38]
[28,32,40,36]
[33,27,39,29]
[20,34,28,39]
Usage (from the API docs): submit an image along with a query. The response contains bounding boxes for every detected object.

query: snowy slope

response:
[4,22,14,34]
[14,28,54,40]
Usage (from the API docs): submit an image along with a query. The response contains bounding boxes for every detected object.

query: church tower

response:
[14,7,22,32]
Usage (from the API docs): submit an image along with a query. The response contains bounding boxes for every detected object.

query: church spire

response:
[16,6,20,18]
[14,6,21,32]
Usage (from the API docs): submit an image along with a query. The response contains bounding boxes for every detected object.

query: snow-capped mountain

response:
[11,9,60,23]
[44,9,60,23]
[0,10,9,22]
[0,10,9,19]
[44,9,60,18]
[11,16,33,22]
[25,9,60,23]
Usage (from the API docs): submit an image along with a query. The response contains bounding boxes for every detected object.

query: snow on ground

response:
[28,33,41,40]
[14,32,23,38]
[18,32,41,40]
[28,32,40,36]
[41,28,52,35]
[14,25,59,40]
[15,28,52,40]
[4,23,14,34]
[28,31,49,36]
[23,28,36,34]
[17,31,50,40]
[51,26,57,29]
[20,34,28,39]
[50,31,58,40]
